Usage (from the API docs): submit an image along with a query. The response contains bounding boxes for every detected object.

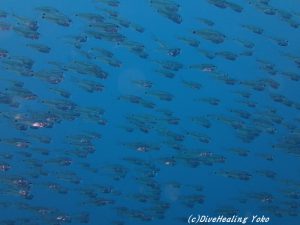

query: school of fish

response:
[0,0,300,224]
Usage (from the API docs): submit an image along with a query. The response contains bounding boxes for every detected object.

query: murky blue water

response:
[0,0,300,225]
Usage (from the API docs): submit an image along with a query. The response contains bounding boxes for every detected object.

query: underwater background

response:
[0,0,300,224]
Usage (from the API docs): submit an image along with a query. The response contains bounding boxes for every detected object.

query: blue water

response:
[0,0,300,225]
